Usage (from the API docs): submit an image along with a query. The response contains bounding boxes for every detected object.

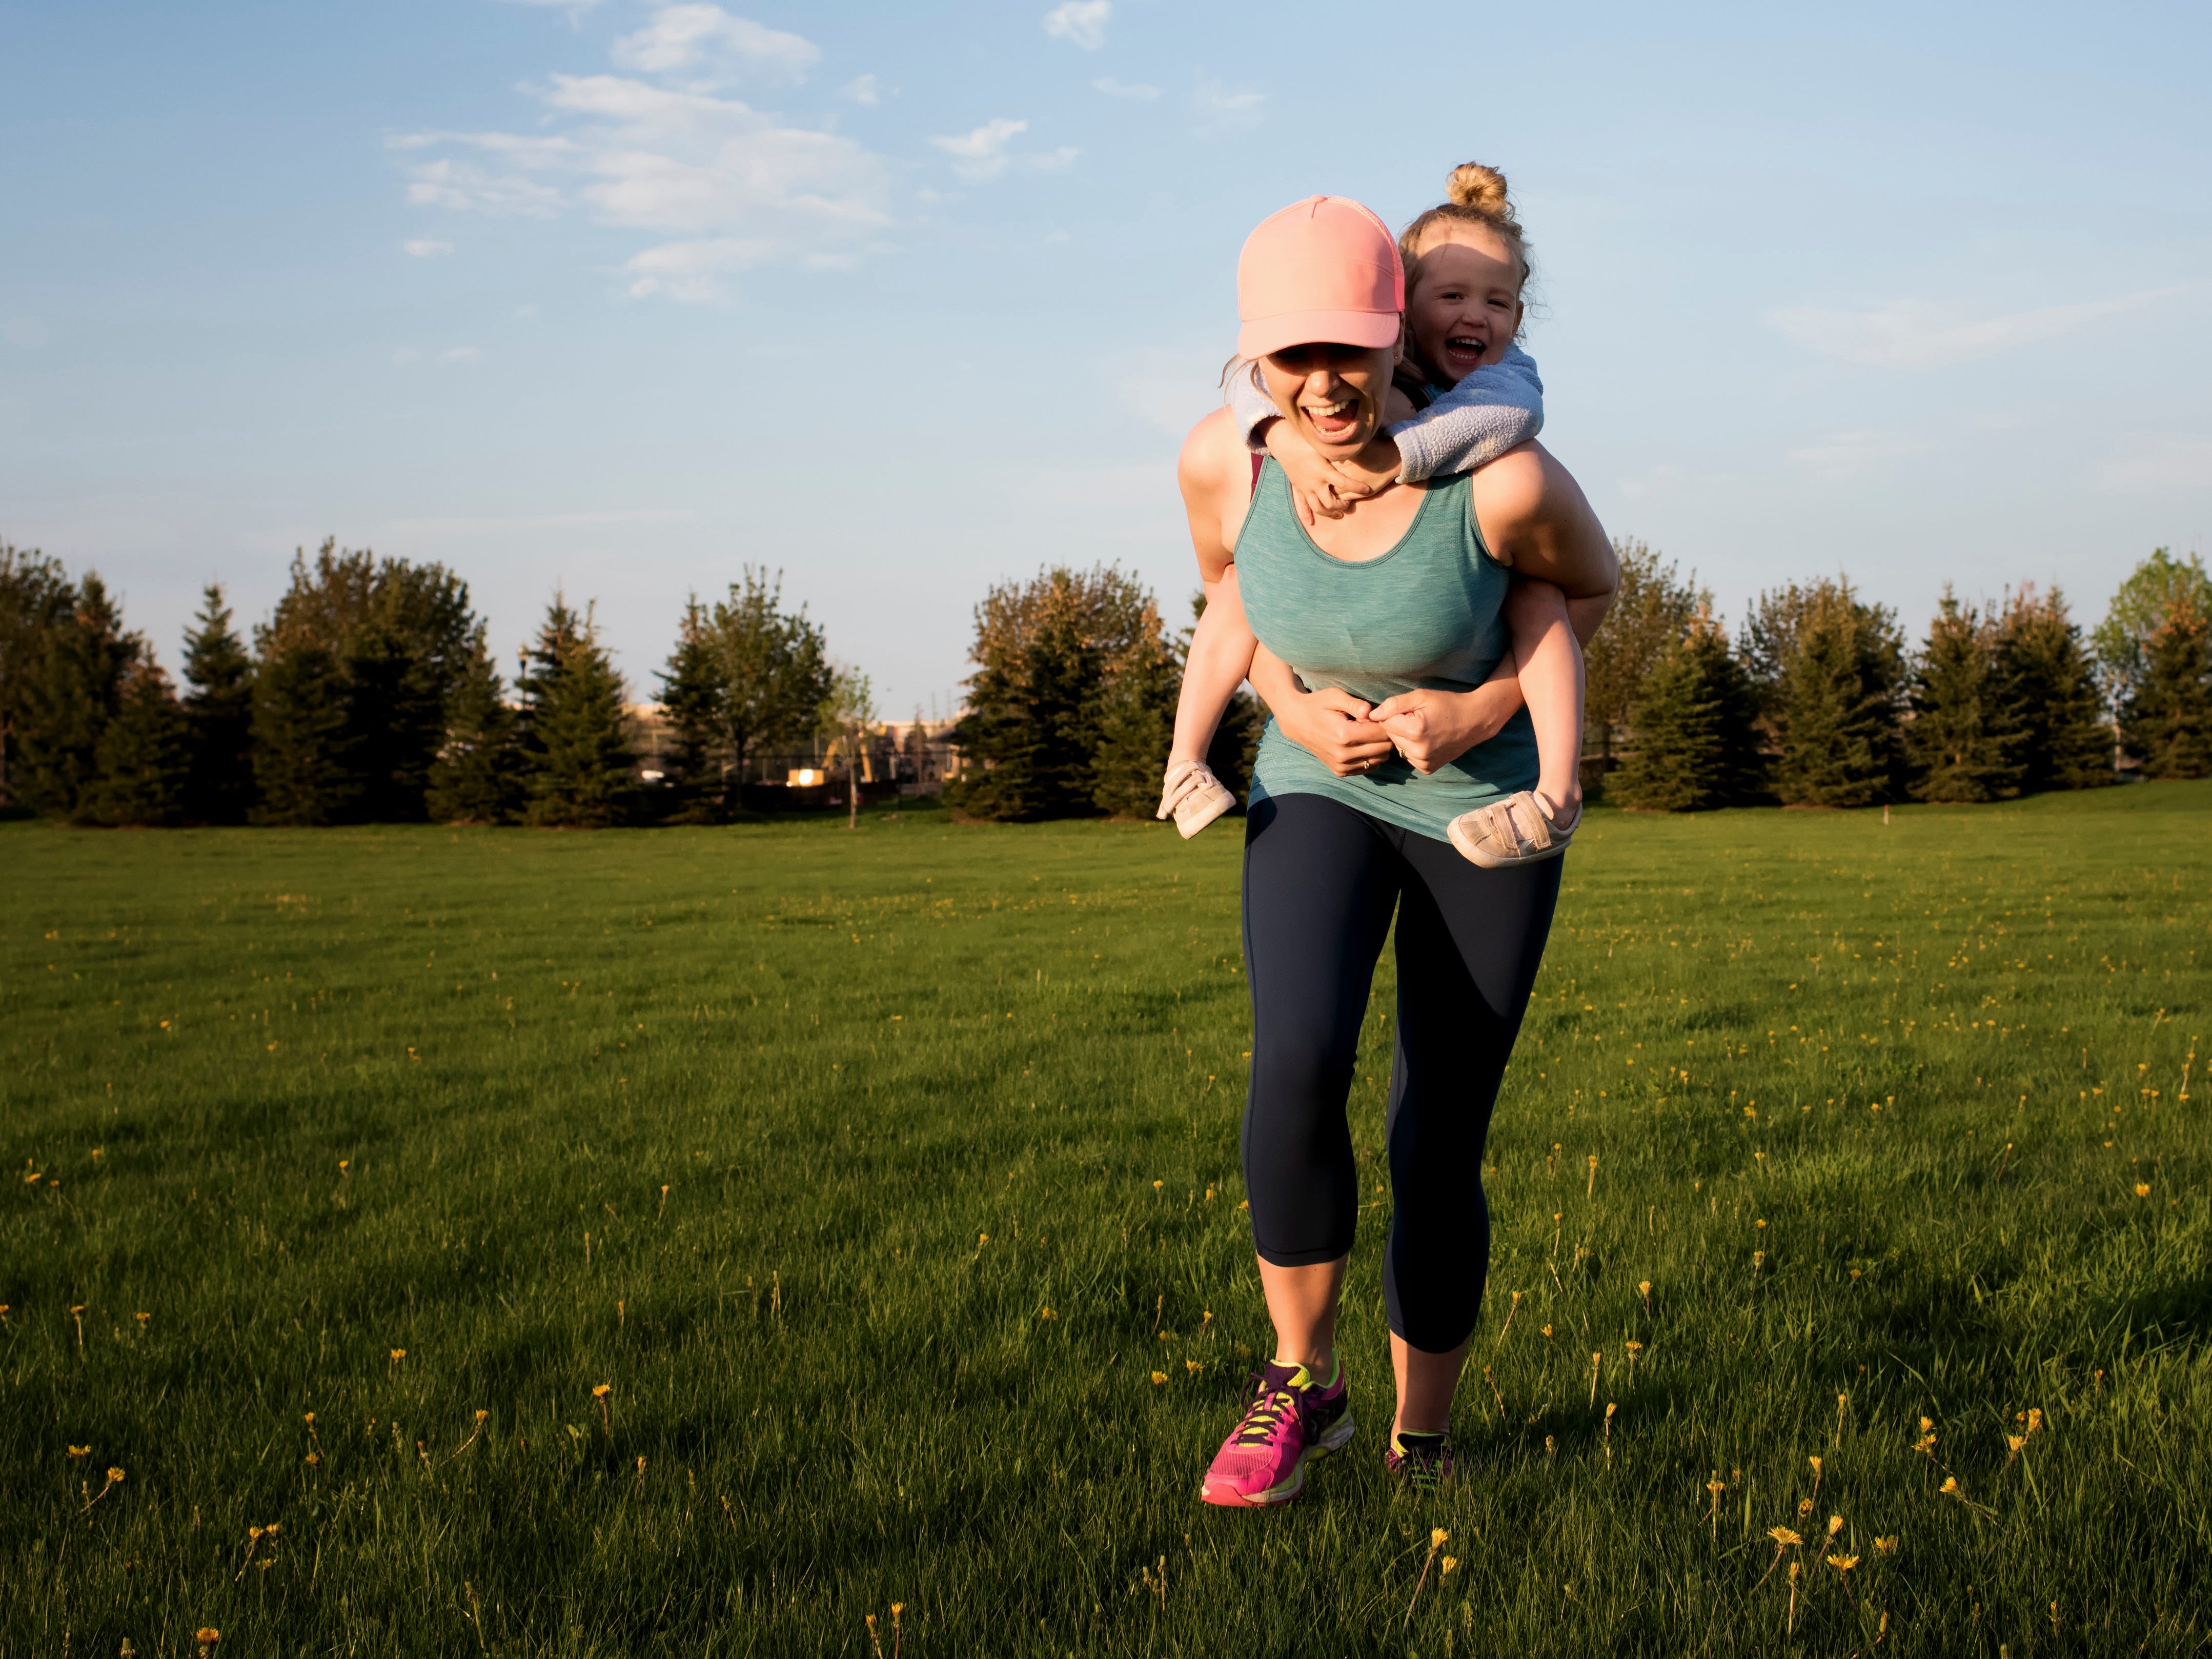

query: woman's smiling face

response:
[1257,340,1398,458]
[1406,228,1525,386]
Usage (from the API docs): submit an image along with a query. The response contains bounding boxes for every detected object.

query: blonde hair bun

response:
[1446,163,1511,215]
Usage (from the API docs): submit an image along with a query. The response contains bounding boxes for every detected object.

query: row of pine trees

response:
[3,534,2206,830]
[0,541,762,828]
[1585,546,2209,811]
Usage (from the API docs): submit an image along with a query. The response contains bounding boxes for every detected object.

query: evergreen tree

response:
[251,642,360,825]
[1907,592,2019,803]
[1583,539,1704,769]
[89,660,189,826]
[1610,613,1762,811]
[15,573,138,818]
[425,627,519,824]
[0,543,73,808]
[656,596,728,822]
[255,540,479,821]
[1770,579,1906,807]
[1990,585,2109,793]
[2120,594,2212,778]
[1091,596,1179,818]
[947,565,1153,821]
[517,599,635,828]
[180,583,257,822]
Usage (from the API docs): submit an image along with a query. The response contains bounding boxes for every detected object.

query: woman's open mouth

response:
[1303,397,1360,441]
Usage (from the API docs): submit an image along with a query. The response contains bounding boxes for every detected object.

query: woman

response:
[1177,193,1614,1505]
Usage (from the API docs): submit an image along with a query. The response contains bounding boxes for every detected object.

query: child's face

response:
[1406,230,1525,386]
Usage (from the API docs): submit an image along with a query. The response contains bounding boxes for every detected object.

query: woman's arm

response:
[1468,441,1616,643]
[1386,346,1545,483]
[1366,656,1527,775]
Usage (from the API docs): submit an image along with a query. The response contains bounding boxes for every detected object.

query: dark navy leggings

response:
[1240,792,1561,1353]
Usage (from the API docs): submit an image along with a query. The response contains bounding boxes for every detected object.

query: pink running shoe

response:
[1199,1358,1355,1508]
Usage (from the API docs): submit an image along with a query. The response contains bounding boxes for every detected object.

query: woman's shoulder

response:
[1178,406,1248,495]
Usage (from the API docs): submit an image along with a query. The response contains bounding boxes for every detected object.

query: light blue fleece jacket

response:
[1224,345,1545,481]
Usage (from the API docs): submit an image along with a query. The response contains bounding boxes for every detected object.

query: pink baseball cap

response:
[1236,195,1404,360]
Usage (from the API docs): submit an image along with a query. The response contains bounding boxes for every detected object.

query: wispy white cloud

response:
[932,117,1025,181]
[1767,286,2197,370]
[392,345,484,367]
[400,153,567,218]
[1192,78,1264,134]
[1043,0,1111,50]
[395,50,892,299]
[840,73,878,106]
[611,4,818,85]
[2095,434,2212,493]
[403,238,455,258]
[1093,75,1159,100]
[932,118,1078,183]
[1785,429,1931,479]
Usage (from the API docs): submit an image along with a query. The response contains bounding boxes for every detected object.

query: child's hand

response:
[1263,420,1380,527]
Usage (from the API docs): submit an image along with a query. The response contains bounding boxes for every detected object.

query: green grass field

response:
[6,783,2208,1658]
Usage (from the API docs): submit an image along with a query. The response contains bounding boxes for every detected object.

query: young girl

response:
[1159,165,1609,867]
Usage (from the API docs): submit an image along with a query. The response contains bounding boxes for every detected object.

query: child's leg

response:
[1503,578,1582,818]
[1171,573,1259,770]
[1161,572,1255,836]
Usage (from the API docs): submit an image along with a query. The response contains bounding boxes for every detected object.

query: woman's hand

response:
[1368,676,1523,774]
[1250,647,1399,778]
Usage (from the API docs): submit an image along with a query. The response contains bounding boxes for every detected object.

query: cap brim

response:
[1237,308,1401,361]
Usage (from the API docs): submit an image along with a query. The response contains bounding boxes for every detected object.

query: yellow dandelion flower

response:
[592,1384,612,1399]
[1768,1526,1803,1548]
[107,1467,125,1483]
[1940,1476,1960,1494]
[1431,1527,1449,1547]
[1827,1515,1843,1537]
[134,1311,150,1327]
[1441,1556,1458,1575]
[1185,1359,1200,1375]
[2135,1183,2150,1198]
[1152,1180,1163,1190]
[1828,1553,1858,1572]
[1797,1498,1814,1517]
[978,1233,989,1245]
[389,1348,406,1362]
[1038,1307,1056,1320]
[1874,1536,1897,1555]
[68,1444,89,1459]
[1150,1371,1167,1386]
[2026,1407,2043,1436]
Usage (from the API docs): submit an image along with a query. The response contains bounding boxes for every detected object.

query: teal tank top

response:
[1235,457,1538,841]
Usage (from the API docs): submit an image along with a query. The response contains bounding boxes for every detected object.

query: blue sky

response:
[4,0,2207,716]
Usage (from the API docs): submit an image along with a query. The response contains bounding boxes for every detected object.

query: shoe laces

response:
[1232,1375,1301,1447]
